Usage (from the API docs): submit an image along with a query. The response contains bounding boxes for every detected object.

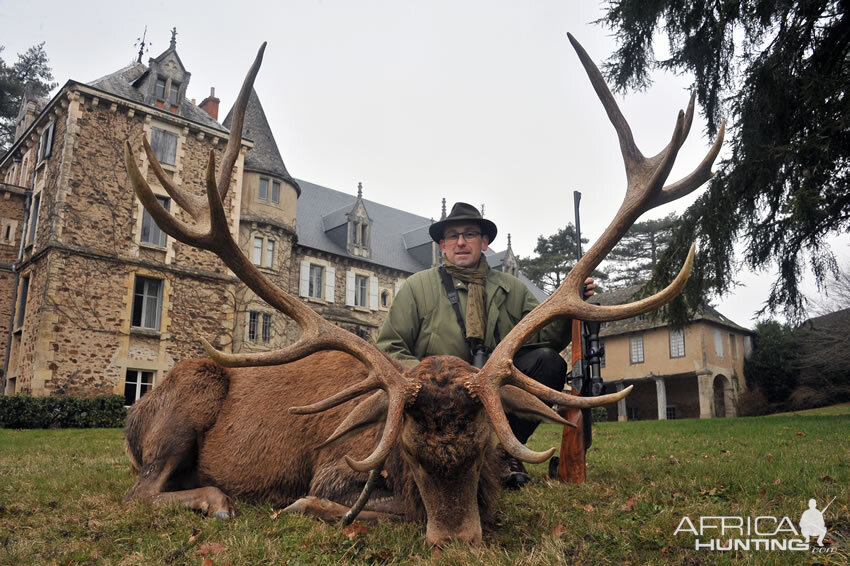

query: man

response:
[376,202,593,488]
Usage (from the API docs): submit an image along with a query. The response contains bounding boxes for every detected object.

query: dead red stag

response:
[122,35,723,546]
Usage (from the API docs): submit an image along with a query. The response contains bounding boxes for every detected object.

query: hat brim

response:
[429,218,497,244]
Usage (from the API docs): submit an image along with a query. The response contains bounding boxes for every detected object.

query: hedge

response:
[0,394,126,428]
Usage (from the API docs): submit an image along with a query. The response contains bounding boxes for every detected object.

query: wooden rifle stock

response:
[557,318,587,483]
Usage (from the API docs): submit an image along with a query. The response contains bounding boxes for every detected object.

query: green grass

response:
[1,407,848,565]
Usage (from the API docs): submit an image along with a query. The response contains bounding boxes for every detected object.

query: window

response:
[124,369,154,406]
[27,193,40,245]
[714,329,724,358]
[248,311,259,342]
[38,122,55,161]
[627,407,639,420]
[258,177,269,201]
[380,289,390,308]
[360,223,368,245]
[730,333,738,359]
[155,78,166,99]
[16,276,29,329]
[272,180,281,204]
[168,82,180,106]
[252,237,263,265]
[599,340,605,368]
[666,406,677,420]
[4,224,11,241]
[150,127,177,167]
[140,196,170,247]
[308,264,324,299]
[629,334,644,364]
[131,277,163,330]
[669,328,685,358]
[262,313,272,343]
[252,236,274,268]
[265,239,275,268]
[355,274,368,307]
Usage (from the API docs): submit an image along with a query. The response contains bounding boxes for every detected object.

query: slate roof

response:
[593,285,752,337]
[87,62,226,132]
[798,307,850,333]
[295,179,435,273]
[222,89,296,188]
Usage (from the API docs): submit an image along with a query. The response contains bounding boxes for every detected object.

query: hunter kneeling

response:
[376,202,594,489]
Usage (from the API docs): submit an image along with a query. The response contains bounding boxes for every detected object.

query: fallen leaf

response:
[188,529,201,544]
[583,504,593,512]
[202,559,213,566]
[661,546,669,554]
[552,523,564,538]
[342,523,369,540]
[774,478,782,485]
[270,509,284,520]
[196,543,227,557]
[620,497,636,512]
[820,475,835,483]
[159,533,170,538]
[432,547,441,558]
[796,431,805,437]
[759,489,766,497]
[703,453,711,459]
[380,470,388,478]
[766,453,774,459]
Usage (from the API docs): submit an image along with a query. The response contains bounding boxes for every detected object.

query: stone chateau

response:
[0,34,525,403]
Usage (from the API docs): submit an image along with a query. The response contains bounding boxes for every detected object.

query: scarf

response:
[443,255,490,341]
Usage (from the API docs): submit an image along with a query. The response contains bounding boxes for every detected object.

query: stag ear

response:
[317,391,388,449]
[500,385,576,428]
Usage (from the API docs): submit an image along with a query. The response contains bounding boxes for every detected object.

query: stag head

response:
[124,36,722,545]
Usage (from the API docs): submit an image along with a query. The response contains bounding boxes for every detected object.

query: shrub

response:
[0,394,126,428]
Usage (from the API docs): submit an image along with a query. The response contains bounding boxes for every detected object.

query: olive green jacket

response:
[376,266,570,366]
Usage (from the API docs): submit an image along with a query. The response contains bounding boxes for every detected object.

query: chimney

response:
[199,87,220,120]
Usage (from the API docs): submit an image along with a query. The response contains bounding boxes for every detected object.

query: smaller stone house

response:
[591,286,754,421]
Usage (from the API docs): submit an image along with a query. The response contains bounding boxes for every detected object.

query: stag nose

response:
[425,521,482,547]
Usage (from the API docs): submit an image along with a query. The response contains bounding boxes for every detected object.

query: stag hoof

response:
[213,509,234,520]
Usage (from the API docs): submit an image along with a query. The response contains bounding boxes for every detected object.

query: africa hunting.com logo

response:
[674,497,837,554]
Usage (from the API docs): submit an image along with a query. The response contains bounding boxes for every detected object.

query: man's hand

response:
[583,277,595,298]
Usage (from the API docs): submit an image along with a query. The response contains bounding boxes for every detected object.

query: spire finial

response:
[507,233,512,249]
[170,27,178,49]
[134,26,151,64]
[440,198,447,220]
[481,203,485,216]
[357,182,363,199]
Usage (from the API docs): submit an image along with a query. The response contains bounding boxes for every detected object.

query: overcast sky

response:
[3,0,846,327]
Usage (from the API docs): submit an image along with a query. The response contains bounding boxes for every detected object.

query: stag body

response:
[125,353,501,544]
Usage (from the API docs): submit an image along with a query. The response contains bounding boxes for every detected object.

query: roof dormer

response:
[346,183,372,258]
[135,28,190,114]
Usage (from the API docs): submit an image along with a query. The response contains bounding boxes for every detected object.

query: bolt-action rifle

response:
[555,191,605,483]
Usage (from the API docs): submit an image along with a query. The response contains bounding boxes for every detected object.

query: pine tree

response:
[0,42,57,152]
[598,1,850,322]
[605,213,677,288]
[517,224,607,294]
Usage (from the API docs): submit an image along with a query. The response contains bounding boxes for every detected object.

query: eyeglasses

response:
[444,231,482,243]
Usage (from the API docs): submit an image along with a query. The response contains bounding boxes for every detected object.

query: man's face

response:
[440,222,489,268]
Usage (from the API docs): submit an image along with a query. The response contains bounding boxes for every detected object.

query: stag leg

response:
[125,452,235,519]
[281,496,402,523]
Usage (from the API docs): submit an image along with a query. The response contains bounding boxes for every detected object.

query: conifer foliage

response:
[599,1,850,322]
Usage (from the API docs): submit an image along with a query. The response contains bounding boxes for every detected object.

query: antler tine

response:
[141,137,208,219]
[217,42,266,200]
[124,141,212,245]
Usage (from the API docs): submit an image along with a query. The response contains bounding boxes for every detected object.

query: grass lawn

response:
[0,406,848,565]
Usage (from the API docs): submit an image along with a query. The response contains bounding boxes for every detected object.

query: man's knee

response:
[514,347,567,390]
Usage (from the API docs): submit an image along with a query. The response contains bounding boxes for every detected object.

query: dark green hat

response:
[429,202,497,244]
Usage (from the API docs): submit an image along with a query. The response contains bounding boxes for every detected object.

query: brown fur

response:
[124,352,501,535]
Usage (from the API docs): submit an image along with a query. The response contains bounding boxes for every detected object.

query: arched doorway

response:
[713,374,733,418]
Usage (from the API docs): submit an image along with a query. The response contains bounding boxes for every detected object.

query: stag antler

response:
[472,34,725,464]
[123,43,415,473]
